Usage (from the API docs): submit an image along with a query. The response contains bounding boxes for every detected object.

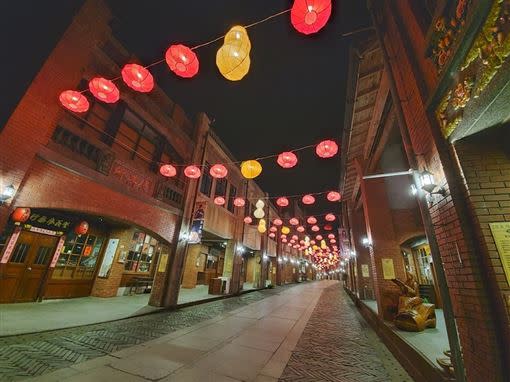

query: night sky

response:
[2,0,369,215]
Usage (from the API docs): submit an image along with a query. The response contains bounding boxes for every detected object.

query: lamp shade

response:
[241,160,262,179]
[214,196,226,205]
[89,77,119,103]
[165,44,199,78]
[326,191,341,202]
[289,218,299,226]
[233,197,245,207]
[121,64,154,92]
[291,0,332,35]
[302,194,315,205]
[210,164,228,179]
[160,164,177,177]
[276,197,289,207]
[325,213,336,222]
[59,90,89,113]
[277,152,298,168]
[244,216,253,224]
[184,165,201,179]
[273,218,283,226]
[316,140,338,158]
[216,26,251,81]
[11,207,31,223]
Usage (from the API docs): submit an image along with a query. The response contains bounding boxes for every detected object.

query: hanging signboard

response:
[382,258,395,280]
[21,210,75,236]
[188,202,205,244]
[98,238,119,277]
[489,222,510,286]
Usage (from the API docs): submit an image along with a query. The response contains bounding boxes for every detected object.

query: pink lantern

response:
[316,140,338,158]
[287,243,292,247]
[327,191,341,202]
[292,235,299,241]
[330,239,336,244]
[184,165,201,179]
[282,238,288,243]
[165,44,199,78]
[269,226,277,233]
[277,152,298,168]
[89,77,120,103]
[325,213,336,222]
[233,197,245,207]
[121,64,154,92]
[210,164,228,179]
[273,218,283,226]
[289,218,299,226]
[310,240,316,245]
[297,225,305,232]
[290,239,296,244]
[307,216,317,225]
[281,234,287,239]
[302,194,315,205]
[59,90,89,113]
[316,235,323,241]
[269,232,276,238]
[160,164,177,177]
[291,0,332,35]
[276,197,289,207]
[311,225,320,232]
[244,216,253,224]
[214,196,226,205]
[328,233,335,239]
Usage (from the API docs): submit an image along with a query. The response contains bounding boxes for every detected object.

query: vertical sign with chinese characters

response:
[50,236,66,268]
[0,227,21,263]
[489,222,510,286]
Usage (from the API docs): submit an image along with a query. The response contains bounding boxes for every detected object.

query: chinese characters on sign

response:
[489,222,510,286]
[0,227,21,264]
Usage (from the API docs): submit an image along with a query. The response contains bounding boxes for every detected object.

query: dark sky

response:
[2,0,369,215]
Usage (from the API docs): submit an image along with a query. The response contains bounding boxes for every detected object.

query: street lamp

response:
[419,170,445,196]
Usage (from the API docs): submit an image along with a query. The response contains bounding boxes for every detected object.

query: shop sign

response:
[382,258,395,280]
[189,202,205,244]
[22,210,74,235]
[361,264,369,278]
[0,227,21,264]
[50,236,66,268]
[489,222,510,286]
[98,238,119,278]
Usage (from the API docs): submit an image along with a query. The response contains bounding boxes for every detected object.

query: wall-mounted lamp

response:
[419,170,446,196]
[0,184,15,205]
[361,236,373,249]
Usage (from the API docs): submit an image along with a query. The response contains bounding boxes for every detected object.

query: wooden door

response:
[1,231,57,303]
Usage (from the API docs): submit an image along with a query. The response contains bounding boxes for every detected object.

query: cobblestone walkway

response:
[0,286,291,381]
[279,285,413,382]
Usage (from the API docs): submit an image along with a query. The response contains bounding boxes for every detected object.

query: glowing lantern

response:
[160,164,177,177]
[316,140,338,158]
[276,197,289,207]
[259,218,266,226]
[330,239,336,244]
[321,240,327,249]
[287,243,292,247]
[292,235,299,241]
[324,224,333,231]
[256,199,265,209]
[311,225,320,232]
[216,26,251,81]
[214,196,226,206]
[89,77,119,103]
[302,194,315,205]
[281,226,291,235]
[258,225,267,234]
[282,238,288,243]
[297,226,305,232]
[75,221,89,236]
[281,234,287,239]
[328,233,335,239]
[269,232,276,238]
[291,0,332,35]
[210,164,228,179]
[240,160,262,179]
[307,216,317,225]
[11,207,31,223]
[277,152,298,168]
[269,226,277,233]
[327,191,341,202]
[165,44,199,78]
[233,197,245,207]
[290,239,296,244]
[184,165,201,179]
[273,218,283,226]
[311,240,316,245]
[121,64,154,92]
[244,216,253,224]
[289,218,299,226]
[59,90,89,113]
[325,213,336,222]
[316,235,323,241]
[254,208,265,219]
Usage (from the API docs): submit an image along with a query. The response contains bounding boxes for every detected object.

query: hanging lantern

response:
[59,90,90,113]
[184,165,201,179]
[75,221,89,236]
[214,196,226,206]
[307,216,317,225]
[325,213,336,222]
[292,235,299,241]
[259,218,266,226]
[210,164,228,179]
[277,152,298,169]
[258,225,267,234]
[11,207,31,223]
[302,194,315,205]
[273,218,283,226]
[121,64,154,93]
[269,232,276,238]
[287,243,293,247]
[276,197,289,207]
[311,225,320,232]
[291,0,332,35]
[89,77,120,103]
[282,238,288,243]
[253,208,265,219]
[269,226,277,233]
[316,140,338,158]
[160,164,177,177]
[255,199,265,209]
[216,26,251,81]
[233,197,245,207]
[324,224,333,231]
[316,235,323,241]
[244,216,253,224]
[165,44,199,78]
[330,239,336,244]
[310,240,316,245]
[327,191,341,202]
[328,233,335,239]
[240,160,262,179]
[281,234,287,239]
[281,226,291,235]
[297,225,305,233]
[290,239,296,244]
[289,218,299,226]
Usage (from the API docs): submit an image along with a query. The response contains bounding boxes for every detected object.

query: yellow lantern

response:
[259,218,266,226]
[281,226,290,235]
[241,160,262,179]
[258,224,267,233]
[216,25,251,81]
[321,240,327,249]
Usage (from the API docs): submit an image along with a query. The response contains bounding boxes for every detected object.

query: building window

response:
[227,184,237,212]
[52,233,105,280]
[215,178,227,199]
[124,231,161,273]
[200,162,213,197]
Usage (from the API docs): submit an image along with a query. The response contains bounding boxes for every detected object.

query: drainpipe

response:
[367,2,465,381]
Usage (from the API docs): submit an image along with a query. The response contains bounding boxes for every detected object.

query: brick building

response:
[341,1,510,381]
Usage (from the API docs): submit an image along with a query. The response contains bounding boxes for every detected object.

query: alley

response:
[0,281,411,382]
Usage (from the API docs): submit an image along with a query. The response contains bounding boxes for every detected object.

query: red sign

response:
[1,227,21,264]
[50,236,66,268]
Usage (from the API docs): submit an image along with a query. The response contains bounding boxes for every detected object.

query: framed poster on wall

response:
[98,238,119,278]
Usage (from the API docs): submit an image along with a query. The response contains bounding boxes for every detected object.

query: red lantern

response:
[160,164,177,177]
[244,216,253,224]
[324,224,333,231]
[292,235,299,241]
[307,216,317,225]
[276,197,289,207]
[273,218,283,226]
[184,165,201,179]
[330,239,336,244]
[328,233,335,239]
[209,164,228,179]
[59,90,89,113]
[89,77,120,103]
[269,232,276,238]
[325,213,336,222]
[121,64,154,93]
[316,235,323,241]
[269,226,277,233]
[282,238,288,243]
[75,221,89,236]
[310,240,316,245]
[281,234,287,239]
[289,218,299,226]
[290,239,296,244]
[311,225,320,232]
[327,191,341,202]
[233,197,245,207]
[11,207,31,223]
[291,0,332,35]
[302,194,315,205]
[165,44,199,78]
[297,225,305,232]
[277,152,298,168]
[316,140,338,158]
[214,196,226,206]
